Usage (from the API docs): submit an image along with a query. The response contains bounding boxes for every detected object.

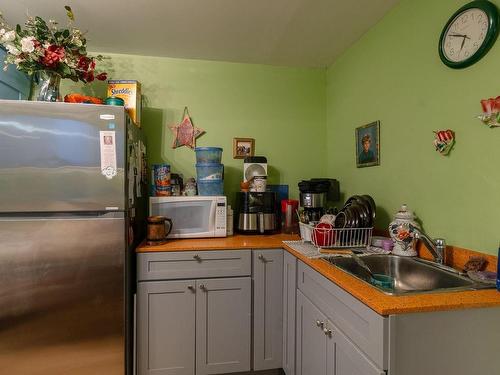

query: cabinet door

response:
[327,321,385,375]
[196,277,251,375]
[296,290,329,375]
[253,249,284,370]
[137,280,195,375]
[283,251,297,375]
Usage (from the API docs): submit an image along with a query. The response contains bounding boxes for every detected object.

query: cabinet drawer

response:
[297,261,388,370]
[138,250,251,280]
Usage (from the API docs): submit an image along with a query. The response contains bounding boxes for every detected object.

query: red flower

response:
[83,70,95,82]
[96,72,107,81]
[41,45,65,68]
[77,56,90,71]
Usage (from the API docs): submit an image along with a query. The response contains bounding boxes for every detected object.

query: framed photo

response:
[233,137,255,159]
[356,121,380,168]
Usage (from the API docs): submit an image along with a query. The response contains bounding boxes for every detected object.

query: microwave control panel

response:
[215,197,227,237]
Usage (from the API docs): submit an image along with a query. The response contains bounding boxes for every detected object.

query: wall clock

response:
[439,0,499,69]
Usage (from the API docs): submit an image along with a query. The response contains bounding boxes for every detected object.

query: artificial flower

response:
[1,30,15,42]
[20,36,35,53]
[41,45,65,67]
[5,43,21,56]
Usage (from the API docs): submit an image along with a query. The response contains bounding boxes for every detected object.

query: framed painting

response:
[356,121,380,168]
[233,137,255,159]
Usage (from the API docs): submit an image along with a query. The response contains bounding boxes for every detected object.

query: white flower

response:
[14,57,23,64]
[1,30,15,42]
[20,36,35,53]
[5,43,21,56]
[0,29,5,36]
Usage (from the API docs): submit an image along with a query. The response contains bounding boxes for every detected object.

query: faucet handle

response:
[434,238,446,263]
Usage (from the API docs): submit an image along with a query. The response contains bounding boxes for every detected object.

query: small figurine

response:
[477,96,500,128]
[183,178,197,196]
[433,129,455,155]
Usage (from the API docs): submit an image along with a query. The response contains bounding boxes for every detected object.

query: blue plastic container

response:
[195,147,223,164]
[198,180,224,196]
[196,163,223,181]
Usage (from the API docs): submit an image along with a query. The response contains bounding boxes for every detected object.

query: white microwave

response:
[149,196,227,238]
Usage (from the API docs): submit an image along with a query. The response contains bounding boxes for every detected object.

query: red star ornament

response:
[169,109,205,149]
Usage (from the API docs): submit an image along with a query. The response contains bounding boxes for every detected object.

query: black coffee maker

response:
[298,178,340,222]
[235,192,277,234]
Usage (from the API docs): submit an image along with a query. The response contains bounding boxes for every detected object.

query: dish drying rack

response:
[300,223,373,249]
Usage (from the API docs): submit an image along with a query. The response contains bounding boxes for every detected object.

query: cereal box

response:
[107,80,141,127]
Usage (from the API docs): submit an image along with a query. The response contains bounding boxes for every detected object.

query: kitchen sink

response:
[323,254,494,295]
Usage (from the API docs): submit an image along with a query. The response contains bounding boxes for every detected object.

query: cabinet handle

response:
[199,284,206,291]
[193,254,201,261]
[324,328,333,337]
[258,254,266,262]
[187,285,194,291]
[316,320,324,328]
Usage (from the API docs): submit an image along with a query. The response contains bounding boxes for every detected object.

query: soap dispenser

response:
[389,204,420,257]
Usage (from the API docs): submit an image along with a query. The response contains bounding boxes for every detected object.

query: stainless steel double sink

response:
[323,254,494,295]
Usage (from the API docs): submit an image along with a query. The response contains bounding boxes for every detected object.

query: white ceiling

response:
[0,0,399,68]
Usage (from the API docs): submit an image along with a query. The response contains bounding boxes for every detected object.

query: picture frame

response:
[233,137,255,159]
[356,121,380,168]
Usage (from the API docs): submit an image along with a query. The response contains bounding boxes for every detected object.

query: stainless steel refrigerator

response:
[0,100,146,375]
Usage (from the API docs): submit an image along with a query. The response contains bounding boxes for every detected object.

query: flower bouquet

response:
[0,6,107,101]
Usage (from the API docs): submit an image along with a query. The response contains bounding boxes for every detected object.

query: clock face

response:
[442,8,489,62]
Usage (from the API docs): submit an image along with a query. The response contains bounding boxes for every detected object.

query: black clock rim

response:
[438,0,499,69]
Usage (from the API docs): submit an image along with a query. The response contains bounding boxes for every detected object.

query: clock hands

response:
[449,33,471,53]
[449,33,471,39]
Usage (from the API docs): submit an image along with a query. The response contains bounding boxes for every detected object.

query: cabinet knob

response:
[199,284,206,291]
[324,328,333,337]
[316,320,324,328]
[258,254,266,262]
[193,254,201,261]
[187,285,194,291]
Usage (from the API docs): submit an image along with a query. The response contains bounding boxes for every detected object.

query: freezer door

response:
[0,212,126,375]
[0,100,126,212]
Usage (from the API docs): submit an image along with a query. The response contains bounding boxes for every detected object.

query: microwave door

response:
[152,199,215,238]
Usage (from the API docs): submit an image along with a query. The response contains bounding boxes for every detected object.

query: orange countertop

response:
[137,234,500,315]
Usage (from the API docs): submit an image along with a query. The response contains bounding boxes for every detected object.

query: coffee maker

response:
[298,178,340,223]
[235,191,277,234]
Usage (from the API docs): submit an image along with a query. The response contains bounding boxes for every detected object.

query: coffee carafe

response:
[234,192,277,234]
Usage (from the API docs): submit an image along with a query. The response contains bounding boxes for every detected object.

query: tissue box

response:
[107,80,141,127]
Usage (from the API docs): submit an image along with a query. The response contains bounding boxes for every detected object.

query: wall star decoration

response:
[169,107,205,149]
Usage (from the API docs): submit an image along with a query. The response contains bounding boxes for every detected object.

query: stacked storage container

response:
[195,147,224,196]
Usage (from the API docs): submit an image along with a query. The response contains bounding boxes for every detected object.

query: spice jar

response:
[147,216,173,244]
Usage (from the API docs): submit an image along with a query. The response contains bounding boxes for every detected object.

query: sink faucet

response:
[413,228,446,265]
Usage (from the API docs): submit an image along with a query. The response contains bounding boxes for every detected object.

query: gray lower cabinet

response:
[296,290,383,375]
[137,280,196,375]
[196,277,251,375]
[137,276,251,375]
[331,326,385,375]
[296,290,329,375]
[253,249,283,370]
[282,251,297,375]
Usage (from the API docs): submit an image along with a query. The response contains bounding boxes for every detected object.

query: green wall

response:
[326,0,500,254]
[64,54,327,205]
